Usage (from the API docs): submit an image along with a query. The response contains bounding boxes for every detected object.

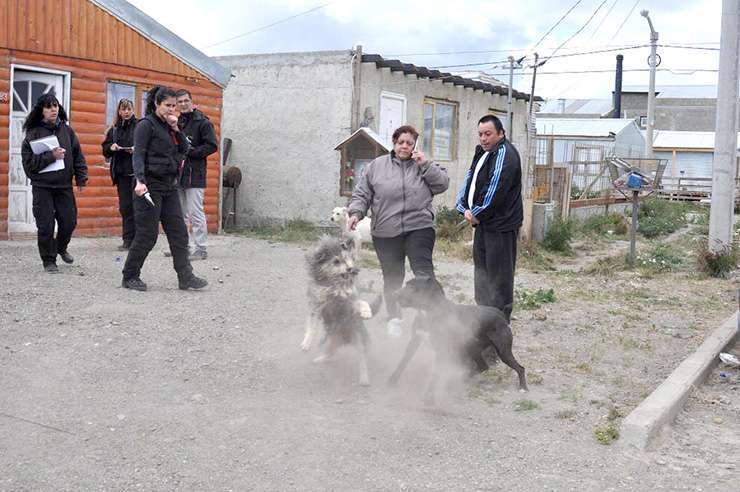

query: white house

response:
[215,48,533,225]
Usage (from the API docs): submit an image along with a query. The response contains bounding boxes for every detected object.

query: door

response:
[9,69,66,233]
[379,92,406,148]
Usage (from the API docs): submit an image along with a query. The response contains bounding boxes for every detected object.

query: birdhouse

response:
[334,127,390,196]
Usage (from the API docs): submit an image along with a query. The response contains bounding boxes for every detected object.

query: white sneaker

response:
[387,318,402,338]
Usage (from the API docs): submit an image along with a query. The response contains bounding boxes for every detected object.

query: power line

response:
[484,67,718,76]
[608,0,640,44]
[548,0,611,59]
[589,0,621,39]
[531,0,585,51]
[204,1,339,49]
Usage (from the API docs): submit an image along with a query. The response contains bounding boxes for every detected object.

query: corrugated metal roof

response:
[619,85,717,99]
[91,0,231,87]
[538,98,612,115]
[362,54,538,101]
[536,118,638,137]
[652,130,740,149]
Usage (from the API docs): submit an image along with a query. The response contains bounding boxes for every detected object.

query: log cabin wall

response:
[0,0,225,238]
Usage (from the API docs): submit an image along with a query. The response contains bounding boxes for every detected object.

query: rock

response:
[712,417,723,424]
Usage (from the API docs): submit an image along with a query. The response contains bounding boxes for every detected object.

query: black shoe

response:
[122,277,148,291]
[178,275,208,291]
[44,263,59,274]
[118,242,131,251]
[59,251,74,264]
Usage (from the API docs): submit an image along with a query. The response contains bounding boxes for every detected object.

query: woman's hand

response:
[126,146,134,154]
[111,143,120,151]
[165,114,179,130]
[412,149,427,166]
[347,215,360,231]
[134,180,148,197]
[52,147,66,160]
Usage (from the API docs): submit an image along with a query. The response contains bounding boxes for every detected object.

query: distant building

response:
[537,99,613,118]
[616,85,717,131]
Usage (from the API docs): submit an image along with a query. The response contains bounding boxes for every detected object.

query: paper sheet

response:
[29,135,65,173]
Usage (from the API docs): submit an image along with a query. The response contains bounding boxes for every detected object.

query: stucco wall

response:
[215,51,354,225]
[358,63,530,210]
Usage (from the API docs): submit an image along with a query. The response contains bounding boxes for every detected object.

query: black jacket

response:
[178,109,217,188]
[455,138,523,232]
[21,120,87,188]
[132,113,190,190]
[101,117,137,185]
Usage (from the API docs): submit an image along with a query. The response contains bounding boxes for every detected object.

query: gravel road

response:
[1,235,736,491]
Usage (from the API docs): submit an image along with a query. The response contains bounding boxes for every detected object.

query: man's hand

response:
[52,147,66,160]
[77,185,85,193]
[110,143,120,151]
[464,209,479,226]
[134,180,148,197]
[347,215,360,231]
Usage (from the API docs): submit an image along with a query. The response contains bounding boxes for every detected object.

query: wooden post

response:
[629,190,639,268]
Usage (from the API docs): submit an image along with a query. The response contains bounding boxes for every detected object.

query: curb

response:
[620,311,739,451]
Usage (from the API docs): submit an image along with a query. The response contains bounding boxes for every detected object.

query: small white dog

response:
[330,207,371,257]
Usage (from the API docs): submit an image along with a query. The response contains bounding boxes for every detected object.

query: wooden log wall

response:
[0,0,225,239]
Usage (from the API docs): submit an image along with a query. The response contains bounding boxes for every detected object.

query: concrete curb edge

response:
[619,310,739,451]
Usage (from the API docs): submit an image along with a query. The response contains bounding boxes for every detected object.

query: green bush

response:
[582,213,629,236]
[543,218,574,253]
[637,199,692,238]
[515,288,556,310]
[697,239,738,278]
[594,423,620,445]
[636,243,684,273]
[436,206,465,242]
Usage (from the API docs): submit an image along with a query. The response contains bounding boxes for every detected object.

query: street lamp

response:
[641,10,659,158]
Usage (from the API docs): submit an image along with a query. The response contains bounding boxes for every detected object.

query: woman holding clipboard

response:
[21,93,87,274]
[102,98,138,251]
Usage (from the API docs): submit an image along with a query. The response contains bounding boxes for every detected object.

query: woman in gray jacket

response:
[348,125,449,335]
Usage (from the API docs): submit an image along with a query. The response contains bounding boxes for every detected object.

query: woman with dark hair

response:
[121,85,207,292]
[102,98,138,250]
[347,124,449,335]
[21,92,87,273]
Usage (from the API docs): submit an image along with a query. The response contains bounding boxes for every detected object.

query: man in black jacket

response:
[176,90,217,261]
[456,114,522,322]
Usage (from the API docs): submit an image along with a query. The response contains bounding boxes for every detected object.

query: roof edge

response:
[91,0,231,87]
[362,54,540,101]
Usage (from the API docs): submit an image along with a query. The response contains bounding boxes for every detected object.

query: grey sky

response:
[129,0,722,100]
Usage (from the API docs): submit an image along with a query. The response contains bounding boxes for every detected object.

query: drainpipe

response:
[613,54,623,118]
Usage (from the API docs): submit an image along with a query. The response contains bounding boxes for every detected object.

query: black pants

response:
[473,226,518,322]
[372,227,436,319]
[116,175,136,245]
[32,186,77,266]
[122,187,193,282]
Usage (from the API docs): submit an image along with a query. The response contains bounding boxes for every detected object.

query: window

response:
[106,82,136,125]
[140,89,150,117]
[422,99,457,161]
[639,115,647,129]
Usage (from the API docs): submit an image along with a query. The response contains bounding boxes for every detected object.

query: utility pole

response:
[709,0,740,254]
[507,56,514,137]
[641,10,658,158]
[527,52,539,124]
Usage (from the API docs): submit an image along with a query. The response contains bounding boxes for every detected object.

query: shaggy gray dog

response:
[301,236,381,386]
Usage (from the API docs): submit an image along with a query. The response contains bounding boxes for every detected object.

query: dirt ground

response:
[1,233,738,491]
